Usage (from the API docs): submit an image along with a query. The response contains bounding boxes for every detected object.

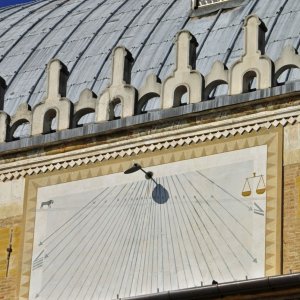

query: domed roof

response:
[0,0,299,115]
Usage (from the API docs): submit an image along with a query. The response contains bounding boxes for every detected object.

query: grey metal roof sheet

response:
[0,0,299,115]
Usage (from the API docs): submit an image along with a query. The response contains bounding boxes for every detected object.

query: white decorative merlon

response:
[275,46,300,81]
[162,30,203,108]
[96,47,137,121]
[229,15,273,95]
[9,103,32,140]
[73,89,97,126]
[32,59,72,135]
[137,74,161,112]
[205,60,228,99]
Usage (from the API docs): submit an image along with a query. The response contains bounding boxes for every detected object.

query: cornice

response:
[0,104,299,182]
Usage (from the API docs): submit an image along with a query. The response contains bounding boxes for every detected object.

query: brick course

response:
[283,163,300,273]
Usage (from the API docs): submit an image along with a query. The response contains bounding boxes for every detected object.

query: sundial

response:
[29,146,267,300]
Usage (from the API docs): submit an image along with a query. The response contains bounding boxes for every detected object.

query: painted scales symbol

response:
[241,172,266,197]
[241,172,266,216]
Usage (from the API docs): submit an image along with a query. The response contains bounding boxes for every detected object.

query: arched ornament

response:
[229,15,274,95]
[32,59,72,135]
[274,46,300,81]
[96,47,137,122]
[162,30,203,108]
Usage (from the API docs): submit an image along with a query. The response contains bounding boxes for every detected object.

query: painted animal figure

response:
[40,200,54,208]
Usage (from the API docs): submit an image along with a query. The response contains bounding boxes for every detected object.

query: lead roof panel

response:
[0,0,299,115]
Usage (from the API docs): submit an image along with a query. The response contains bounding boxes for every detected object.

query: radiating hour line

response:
[55,183,136,300]
[190,174,256,264]
[76,181,143,300]
[170,176,203,285]
[70,182,138,300]
[95,180,147,300]
[164,177,189,288]
[196,171,250,209]
[42,186,114,263]
[185,172,255,272]
[134,180,157,295]
[39,185,126,298]
[40,185,125,298]
[83,180,143,299]
[105,180,148,299]
[171,177,214,282]
[210,195,252,235]
[138,179,157,295]
[127,181,154,297]
[185,173,252,267]
[160,176,179,290]
[177,174,231,280]
[172,175,208,282]
[178,174,241,279]
[39,186,110,245]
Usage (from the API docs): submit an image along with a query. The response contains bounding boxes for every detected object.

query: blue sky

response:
[0,0,35,7]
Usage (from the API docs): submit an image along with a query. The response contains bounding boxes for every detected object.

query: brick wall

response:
[0,216,22,300]
[283,163,300,273]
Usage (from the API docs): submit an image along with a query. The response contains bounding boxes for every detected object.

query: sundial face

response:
[29,146,267,300]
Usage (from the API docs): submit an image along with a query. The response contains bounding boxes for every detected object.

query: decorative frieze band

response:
[0,107,299,182]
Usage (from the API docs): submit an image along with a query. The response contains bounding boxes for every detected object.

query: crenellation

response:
[204,60,228,100]
[275,46,300,82]
[96,47,137,122]
[162,30,203,108]
[0,14,299,144]
[73,88,97,127]
[229,15,274,95]
[137,74,161,113]
[31,59,73,135]
[9,103,32,141]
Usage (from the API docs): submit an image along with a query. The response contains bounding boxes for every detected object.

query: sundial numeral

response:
[254,202,264,216]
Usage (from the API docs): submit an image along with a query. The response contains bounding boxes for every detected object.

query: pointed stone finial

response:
[46,59,69,99]
[96,47,137,122]
[162,30,203,108]
[32,59,72,135]
[229,15,273,95]
[274,46,300,81]
[244,15,267,56]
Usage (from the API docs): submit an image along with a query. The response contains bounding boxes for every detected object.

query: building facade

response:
[0,0,300,299]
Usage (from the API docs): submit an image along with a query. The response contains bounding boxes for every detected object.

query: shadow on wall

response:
[152,183,169,204]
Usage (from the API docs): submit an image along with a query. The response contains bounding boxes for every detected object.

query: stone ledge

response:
[0,80,299,154]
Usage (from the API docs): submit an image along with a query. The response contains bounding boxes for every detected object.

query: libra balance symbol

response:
[241,172,266,197]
